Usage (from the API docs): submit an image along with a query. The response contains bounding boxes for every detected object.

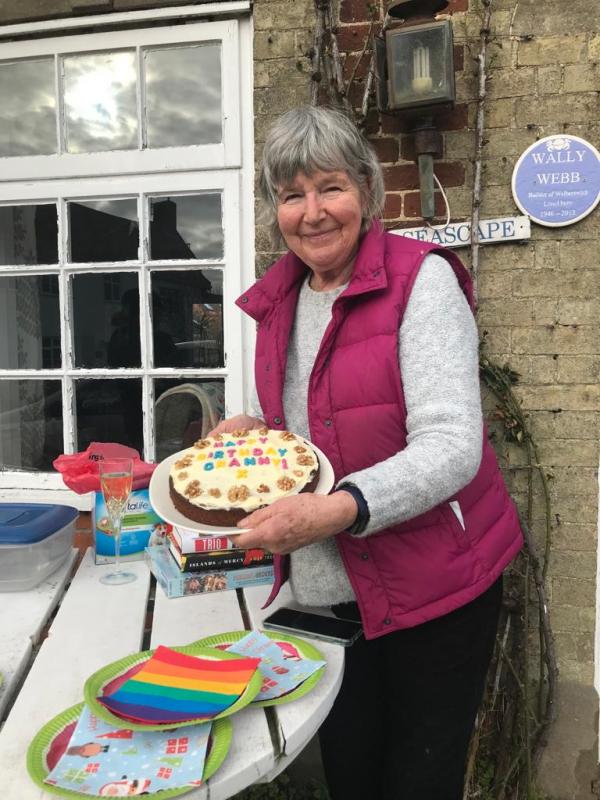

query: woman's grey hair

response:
[259,106,385,248]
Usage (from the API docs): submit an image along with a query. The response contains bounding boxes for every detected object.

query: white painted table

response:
[0,549,344,799]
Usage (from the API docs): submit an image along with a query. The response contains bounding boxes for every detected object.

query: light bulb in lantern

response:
[412,44,433,93]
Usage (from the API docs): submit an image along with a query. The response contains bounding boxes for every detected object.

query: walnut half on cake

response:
[168,428,320,527]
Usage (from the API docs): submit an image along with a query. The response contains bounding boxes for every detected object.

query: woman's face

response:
[276,169,364,285]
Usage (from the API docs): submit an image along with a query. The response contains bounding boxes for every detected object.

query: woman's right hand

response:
[207,414,266,437]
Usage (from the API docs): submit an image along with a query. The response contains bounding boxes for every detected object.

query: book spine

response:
[167,533,262,571]
[175,543,274,573]
[172,526,240,554]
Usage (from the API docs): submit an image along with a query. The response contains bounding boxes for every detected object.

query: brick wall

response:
[476,1,599,687]
[253,0,600,692]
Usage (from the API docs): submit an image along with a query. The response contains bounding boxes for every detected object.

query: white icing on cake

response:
[169,428,319,513]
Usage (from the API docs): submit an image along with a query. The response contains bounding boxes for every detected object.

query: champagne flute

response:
[98,457,137,585]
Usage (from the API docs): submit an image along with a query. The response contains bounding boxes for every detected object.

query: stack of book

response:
[145,525,275,598]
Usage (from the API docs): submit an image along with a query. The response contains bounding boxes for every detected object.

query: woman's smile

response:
[276,169,364,290]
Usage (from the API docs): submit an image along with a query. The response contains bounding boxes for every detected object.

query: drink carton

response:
[94,488,168,564]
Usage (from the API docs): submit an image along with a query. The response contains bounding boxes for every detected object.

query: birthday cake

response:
[168,427,320,527]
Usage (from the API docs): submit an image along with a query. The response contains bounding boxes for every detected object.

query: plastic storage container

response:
[0,503,78,591]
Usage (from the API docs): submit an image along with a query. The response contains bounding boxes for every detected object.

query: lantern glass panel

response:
[386,21,454,110]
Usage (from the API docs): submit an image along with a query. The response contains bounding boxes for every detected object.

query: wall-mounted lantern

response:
[375,0,455,220]
[384,19,455,112]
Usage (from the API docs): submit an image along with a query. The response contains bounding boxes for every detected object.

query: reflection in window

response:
[0,380,63,470]
[43,336,61,369]
[69,198,139,263]
[72,273,139,369]
[0,205,58,265]
[63,51,137,153]
[75,378,142,454]
[151,270,223,368]
[0,275,60,369]
[104,274,121,302]
[149,194,223,260]
[145,44,222,148]
[154,378,224,461]
[0,59,56,157]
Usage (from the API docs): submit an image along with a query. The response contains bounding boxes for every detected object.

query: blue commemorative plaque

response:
[511,134,600,227]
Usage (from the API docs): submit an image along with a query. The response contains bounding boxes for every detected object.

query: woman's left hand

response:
[234,491,358,554]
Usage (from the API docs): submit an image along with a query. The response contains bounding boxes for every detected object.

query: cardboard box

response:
[94,488,168,564]
[146,544,275,598]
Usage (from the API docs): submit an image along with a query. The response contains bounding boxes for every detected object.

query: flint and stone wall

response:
[0,0,598,796]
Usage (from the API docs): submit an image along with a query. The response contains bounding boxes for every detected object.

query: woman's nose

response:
[303,191,325,223]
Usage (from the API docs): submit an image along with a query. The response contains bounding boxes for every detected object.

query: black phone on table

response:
[262,606,363,646]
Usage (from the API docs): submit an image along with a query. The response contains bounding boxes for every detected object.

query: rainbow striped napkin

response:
[99,645,261,724]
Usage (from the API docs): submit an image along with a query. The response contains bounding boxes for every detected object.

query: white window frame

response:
[0,8,256,508]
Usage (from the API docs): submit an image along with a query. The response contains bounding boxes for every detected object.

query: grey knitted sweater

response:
[249,253,482,607]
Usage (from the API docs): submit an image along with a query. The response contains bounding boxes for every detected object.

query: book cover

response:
[168,539,273,573]
[171,524,241,554]
[145,545,275,598]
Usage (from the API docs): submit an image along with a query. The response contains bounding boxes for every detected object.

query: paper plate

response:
[149,439,335,535]
[83,644,263,731]
[26,702,232,799]
[191,630,326,708]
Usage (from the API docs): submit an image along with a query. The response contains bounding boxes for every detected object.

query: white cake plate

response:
[149,439,335,536]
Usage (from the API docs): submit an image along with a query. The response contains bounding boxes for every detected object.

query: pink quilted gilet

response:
[236,223,522,639]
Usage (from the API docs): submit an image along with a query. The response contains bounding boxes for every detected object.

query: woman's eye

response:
[282,193,301,203]
[324,186,342,193]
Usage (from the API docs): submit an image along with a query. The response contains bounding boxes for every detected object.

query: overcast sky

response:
[0,43,222,157]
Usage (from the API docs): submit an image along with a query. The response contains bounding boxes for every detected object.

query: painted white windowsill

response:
[0,482,93,511]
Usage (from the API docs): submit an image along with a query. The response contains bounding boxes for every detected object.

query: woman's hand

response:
[234,491,358,554]
[207,414,266,437]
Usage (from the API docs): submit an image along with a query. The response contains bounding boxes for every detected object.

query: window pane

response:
[0,59,56,156]
[145,44,222,148]
[69,199,139,263]
[0,205,58,265]
[152,270,223,368]
[72,273,139,368]
[0,380,63,470]
[76,378,143,454]
[149,194,223,260]
[63,51,137,153]
[0,275,61,369]
[154,378,224,462]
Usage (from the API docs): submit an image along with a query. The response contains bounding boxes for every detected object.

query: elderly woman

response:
[211,106,522,800]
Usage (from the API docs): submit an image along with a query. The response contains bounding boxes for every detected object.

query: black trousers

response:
[318,578,502,800]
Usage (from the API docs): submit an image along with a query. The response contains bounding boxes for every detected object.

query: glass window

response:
[154,378,224,461]
[144,44,222,148]
[72,273,140,369]
[63,51,137,153]
[151,269,223,368]
[0,18,249,482]
[42,335,61,369]
[0,275,61,369]
[75,378,143,453]
[0,205,58,265]
[0,379,63,470]
[0,59,57,157]
[149,194,223,260]
[68,199,139,263]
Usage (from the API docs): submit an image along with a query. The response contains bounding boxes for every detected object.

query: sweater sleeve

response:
[338,253,483,535]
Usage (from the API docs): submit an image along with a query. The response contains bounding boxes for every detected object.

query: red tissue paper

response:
[53,442,157,494]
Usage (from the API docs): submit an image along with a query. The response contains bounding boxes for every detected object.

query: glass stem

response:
[111,511,123,573]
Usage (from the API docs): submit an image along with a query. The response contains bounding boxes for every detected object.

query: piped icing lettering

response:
[170,428,318,514]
